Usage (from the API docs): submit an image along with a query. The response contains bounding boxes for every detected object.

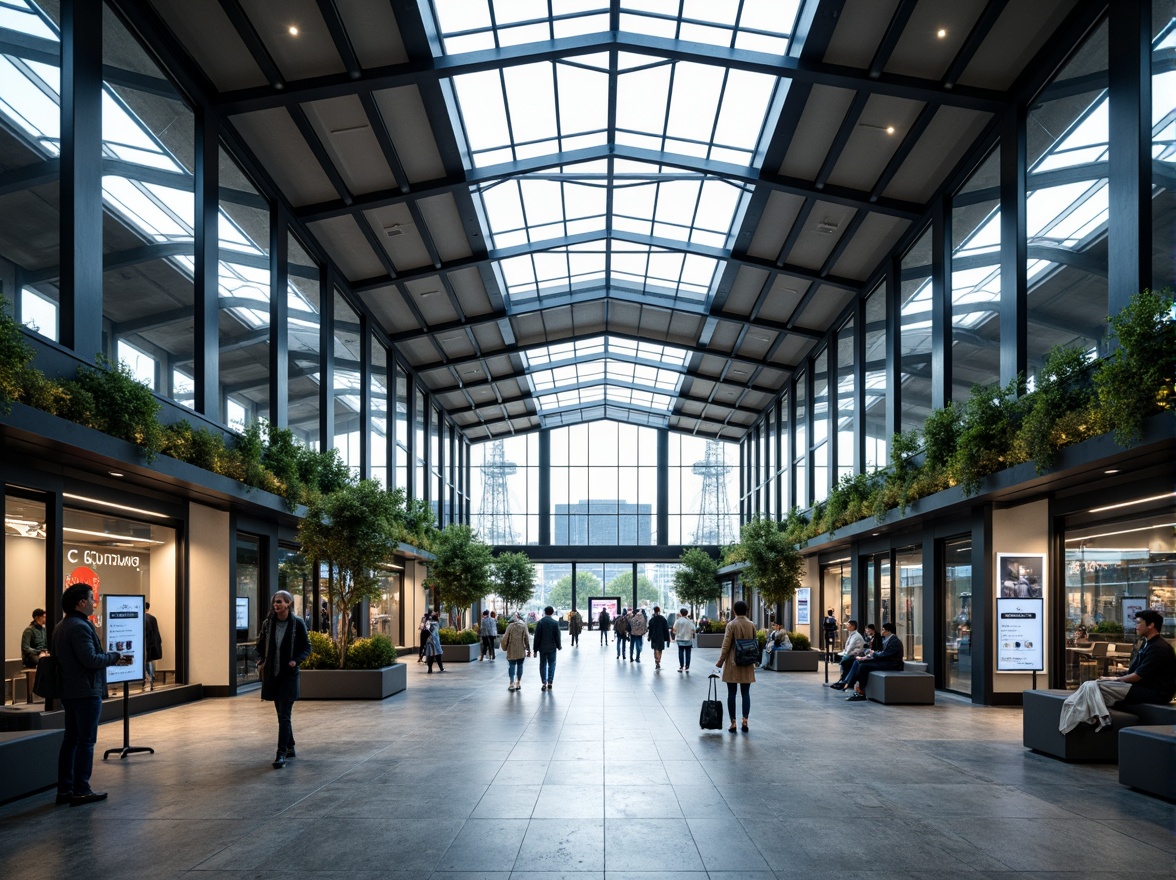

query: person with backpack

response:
[627,607,647,662]
[613,608,631,660]
[713,600,756,733]
[823,609,839,661]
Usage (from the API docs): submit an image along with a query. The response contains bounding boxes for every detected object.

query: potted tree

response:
[738,517,815,670]
[426,524,493,662]
[673,548,724,647]
[493,551,536,645]
[295,480,414,698]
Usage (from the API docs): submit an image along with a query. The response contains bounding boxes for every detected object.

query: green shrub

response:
[302,630,340,669]
[344,634,397,668]
[497,616,508,634]
[951,376,1027,496]
[1091,620,1124,634]
[438,627,479,645]
[0,299,36,412]
[788,631,811,651]
[698,619,726,634]
[755,629,767,650]
[70,355,163,459]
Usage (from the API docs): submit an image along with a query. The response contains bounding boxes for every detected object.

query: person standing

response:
[424,613,445,673]
[53,584,133,804]
[673,608,696,672]
[143,602,163,689]
[21,608,49,668]
[479,609,496,661]
[532,606,563,691]
[713,600,756,732]
[418,612,431,662]
[598,608,611,645]
[502,612,531,691]
[614,609,630,659]
[256,591,312,768]
[628,607,647,662]
[568,607,584,648]
[647,606,670,669]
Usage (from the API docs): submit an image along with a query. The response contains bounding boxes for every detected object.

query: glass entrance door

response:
[896,546,922,661]
[943,537,973,694]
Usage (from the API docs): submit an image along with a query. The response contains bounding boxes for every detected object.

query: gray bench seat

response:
[1022,689,1176,762]
[0,729,64,804]
[1118,725,1176,800]
[864,669,935,704]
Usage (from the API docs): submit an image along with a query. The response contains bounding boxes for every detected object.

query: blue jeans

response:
[727,682,751,720]
[58,696,102,795]
[677,643,692,669]
[508,658,525,681]
[631,635,644,660]
[538,650,557,683]
[616,635,627,658]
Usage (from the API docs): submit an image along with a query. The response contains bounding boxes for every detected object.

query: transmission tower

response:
[477,440,519,544]
[691,440,734,545]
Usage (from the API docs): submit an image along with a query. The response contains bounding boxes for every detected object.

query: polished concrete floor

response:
[0,641,1171,880]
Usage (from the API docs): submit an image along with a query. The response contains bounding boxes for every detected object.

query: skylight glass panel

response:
[0,56,60,153]
[0,0,57,40]
[1032,98,1108,172]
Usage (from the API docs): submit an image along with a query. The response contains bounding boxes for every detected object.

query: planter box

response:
[696,633,725,648]
[300,663,406,699]
[440,643,481,662]
[768,650,820,671]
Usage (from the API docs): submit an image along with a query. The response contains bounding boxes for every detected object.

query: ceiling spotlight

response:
[109,471,124,478]
[886,125,895,134]
[288,25,299,36]
[937,28,946,38]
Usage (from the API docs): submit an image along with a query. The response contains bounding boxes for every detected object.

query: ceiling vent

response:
[815,218,840,235]
[383,222,413,237]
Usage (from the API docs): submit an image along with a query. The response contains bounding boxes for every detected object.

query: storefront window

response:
[896,546,922,661]
[943,536,973,695]
[1064,510,1175,692]
[62,504,177,691]
[235,535,260,687]
[278,546,311,629]
[820,560,851,652]
[5,494,47,703]
[372,567,403,645]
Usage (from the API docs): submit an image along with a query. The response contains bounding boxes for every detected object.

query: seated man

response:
[829,619,866,688]
[1058,609,1176,733]
[762,622,791,669]
[843,621,903,701]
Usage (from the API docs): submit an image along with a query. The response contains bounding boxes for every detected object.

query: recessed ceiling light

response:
[732,369,745,375]
[1103,469,1120,474]
[937,28,947,38]
[418,290,438,298]
[288,25,299,36]
[886,125,895,135]
[462,370,477,376]
[109,471,124,478]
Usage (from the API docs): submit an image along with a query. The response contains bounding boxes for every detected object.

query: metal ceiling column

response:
[999,110,1027,388]
[1107,0,1152,315]
[360,310,371,481]
[320,268,336,451]
[193,105,220,418]
[59,0,102,361]
[884,256,901,439]
[852,295,865,476]
[270,208,289,429]
[538,429,551,546]
[930,196,951,409]
[656,428,668,546]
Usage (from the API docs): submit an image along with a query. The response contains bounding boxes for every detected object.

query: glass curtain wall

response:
[943,536,973,694]
[899,229,933,433]
[863,284,887,469]
[811,349,829,503]
[370,341,388,487]
[414,387,426,512]
[1153,4,1176,288]
[102,6,196,401]
[287,234,321,448]
[1025,22,1109,377]
[470,434,539,545]
[332,290,361,474]
[820,560,852,652]
[4,493,46,703]
[393,363,409,491]
[667,433,737,545]
[218,154,270,430]
[895,546,922,661]
[836,319,855,482]
[234,535,260,687]
[277,546,311,628]
[793,371,807,509]
[951,150,1001,401]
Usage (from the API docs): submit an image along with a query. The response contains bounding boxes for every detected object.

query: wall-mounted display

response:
[997,553,1045,599]
[795,587,810,625]
[102,594,145,683]
[996,597,1044,672]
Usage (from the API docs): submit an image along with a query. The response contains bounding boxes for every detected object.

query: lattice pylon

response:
[691,439,734,545]
[477,440,519,545]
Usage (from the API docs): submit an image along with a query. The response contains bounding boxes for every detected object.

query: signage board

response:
[795,587,810,626]
[101,594,145,683]
[236,596,250,630]
[996,597,1044,672]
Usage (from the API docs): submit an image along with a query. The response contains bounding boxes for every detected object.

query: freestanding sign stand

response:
[99,595,155,761]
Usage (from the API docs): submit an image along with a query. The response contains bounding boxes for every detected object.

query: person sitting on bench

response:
[762,622,791,668]
[841,621,903,701]
[1058,609,1176,733]
[829,619,866,688]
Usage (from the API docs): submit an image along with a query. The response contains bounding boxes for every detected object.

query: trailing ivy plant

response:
[1093,288,1175,446]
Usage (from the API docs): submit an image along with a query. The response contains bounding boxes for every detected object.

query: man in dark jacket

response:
[21,608,48,667]
[842,621,904,702]
[532,606,562,691]
[647,606,671,669]
[53,583,132,806]
[598,608,611,645]
[256,590,312,768]
[144,602,163,689]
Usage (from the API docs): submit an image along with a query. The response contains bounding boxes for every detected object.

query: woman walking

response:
[673,608,696,672]
[256,590,312,768]
[648,606,670,669]
[714,600,756,733]
[501,612,531,691]
[424,613,445,673]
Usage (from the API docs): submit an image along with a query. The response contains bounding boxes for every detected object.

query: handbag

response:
[699,675,724,730]
[33,654,62,699]
[734,637,760,666]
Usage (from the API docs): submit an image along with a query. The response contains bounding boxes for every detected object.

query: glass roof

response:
[429,0,792,428]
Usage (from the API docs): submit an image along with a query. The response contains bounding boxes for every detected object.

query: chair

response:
[1090,641,1110,675]
[4,658,26,705]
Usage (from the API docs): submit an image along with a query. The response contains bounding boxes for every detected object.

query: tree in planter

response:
[606,571,659,607]
[297,480,401,667]
[546,571,601,612]
[493,551,537,612]
[673,547,721,618]
[425,524,493,629]
[738,517,804,614]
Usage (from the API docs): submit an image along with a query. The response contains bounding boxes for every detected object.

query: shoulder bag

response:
[734,637,760,666]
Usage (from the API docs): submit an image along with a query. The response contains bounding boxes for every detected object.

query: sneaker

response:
[678,667,683,673]
[845,693,867,702]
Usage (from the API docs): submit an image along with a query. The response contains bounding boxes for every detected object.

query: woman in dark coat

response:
[256,590,311,769]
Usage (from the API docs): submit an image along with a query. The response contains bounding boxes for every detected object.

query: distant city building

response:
[555,500,652,545]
